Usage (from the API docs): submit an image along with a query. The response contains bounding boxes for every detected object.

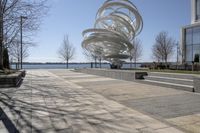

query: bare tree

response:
[83,48,103,68]
[0,0,48,70]
[152,31,176,64]
[58,35,75,69]
[94,48,103,68]
[130,38,143,68]
[9,39,29,69]
[83,49,98,68]
[83,49,97,62]
[152,44,162,62]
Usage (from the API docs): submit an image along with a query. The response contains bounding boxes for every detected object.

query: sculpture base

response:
[110,64,121,69]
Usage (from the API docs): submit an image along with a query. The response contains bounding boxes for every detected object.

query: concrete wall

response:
[0,70,26,87]
[75,69,148,81]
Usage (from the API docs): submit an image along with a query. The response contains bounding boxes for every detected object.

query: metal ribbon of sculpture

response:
[82,0,143,68]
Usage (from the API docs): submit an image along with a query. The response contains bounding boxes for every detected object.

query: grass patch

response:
[122,68,200,75]
[147,69,200,75]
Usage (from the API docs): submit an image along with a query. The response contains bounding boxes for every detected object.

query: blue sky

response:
[29,0,191,63]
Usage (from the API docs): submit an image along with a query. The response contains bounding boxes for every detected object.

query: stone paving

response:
[51,69,200,133]
[0,69,198,133]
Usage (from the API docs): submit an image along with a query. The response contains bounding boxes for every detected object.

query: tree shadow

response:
[0,85,76,133]
[0,107,19,133]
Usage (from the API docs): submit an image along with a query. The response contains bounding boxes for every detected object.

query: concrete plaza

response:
[0,69,200,133]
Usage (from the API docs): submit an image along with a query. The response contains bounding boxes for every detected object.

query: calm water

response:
[11,63,141,69]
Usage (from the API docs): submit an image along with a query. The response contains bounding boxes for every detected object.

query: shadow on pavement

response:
[0,107,19,133]
[0,86,74,133]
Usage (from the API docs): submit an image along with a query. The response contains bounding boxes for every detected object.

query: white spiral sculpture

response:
[82,0,143,68]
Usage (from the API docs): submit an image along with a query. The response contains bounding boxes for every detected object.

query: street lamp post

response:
[20,16,27,69]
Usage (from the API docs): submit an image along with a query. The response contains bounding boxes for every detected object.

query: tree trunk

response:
[91,62,93,68]
[130,59,132,68]
[165,57,168,69]
[134,57,137,68]
[192,62,194,71]
[17,57,20,69]
[99,58,101,68]
[66,60,69,69]
[95,58,97,68]
[134,60,137,68]
[3,48,10,69]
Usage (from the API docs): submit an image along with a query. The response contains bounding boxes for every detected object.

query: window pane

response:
[193,44,200,61]
[193,26,200,44]
[186,28,192,45]
[186,45,193,62]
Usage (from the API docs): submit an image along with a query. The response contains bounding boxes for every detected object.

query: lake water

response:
[11,63,141,69]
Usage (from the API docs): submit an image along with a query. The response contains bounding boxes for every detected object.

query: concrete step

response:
[139,79,194,92]
[145,76,193,86]
[142,72,194,92]
[149,72,194,80]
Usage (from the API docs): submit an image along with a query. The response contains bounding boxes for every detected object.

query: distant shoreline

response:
[10,62,143,69]
[10,62,153,65]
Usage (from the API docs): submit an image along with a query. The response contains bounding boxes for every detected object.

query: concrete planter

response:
[0,70,26,88]
[194,75,200,93]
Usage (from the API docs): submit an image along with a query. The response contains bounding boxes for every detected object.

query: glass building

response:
[181,0,200,63]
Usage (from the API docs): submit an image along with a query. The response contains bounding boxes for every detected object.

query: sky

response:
[28,0,191,63]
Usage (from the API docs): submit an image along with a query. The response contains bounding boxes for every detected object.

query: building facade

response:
[181,0,200,63]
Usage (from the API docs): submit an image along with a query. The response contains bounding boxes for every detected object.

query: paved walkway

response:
[0,69,198,133]
[51,69,200,133]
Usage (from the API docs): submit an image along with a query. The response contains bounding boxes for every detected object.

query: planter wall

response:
[0,70,26,88]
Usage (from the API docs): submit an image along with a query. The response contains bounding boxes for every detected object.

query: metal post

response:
[20,16,27,69]
[0,11,4,69]
[20,16,22,69]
